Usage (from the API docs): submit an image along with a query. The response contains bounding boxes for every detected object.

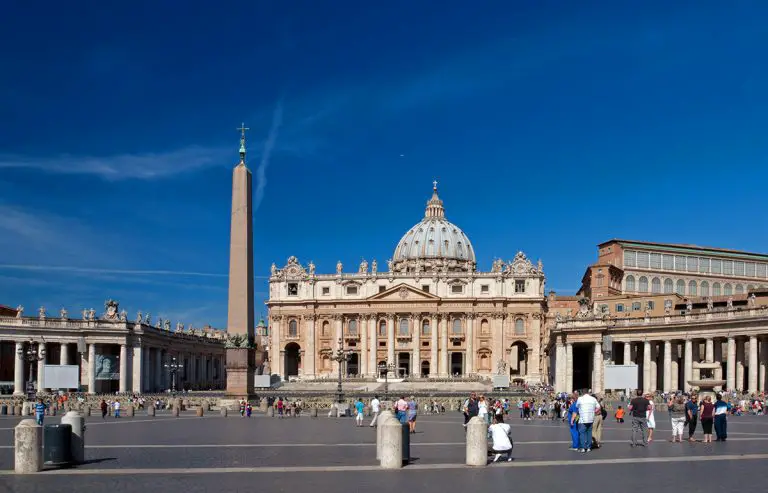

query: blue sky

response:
[2,1,767,328]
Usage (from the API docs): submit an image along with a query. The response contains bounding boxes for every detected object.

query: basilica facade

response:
[266,185,547,383]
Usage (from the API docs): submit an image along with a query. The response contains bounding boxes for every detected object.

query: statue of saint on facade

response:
[136,311,143,324]
[104,299,119,321]
[336,260,343,275]
[686,299,693,312]
[727,297,734,309]
[749,293,757,307]
[59,308,67,320]
[38,306,46,320]
[707,297,714,311]
[164,319,171,331]
[88,308,96,320]
[16,305,23,318]
[371,259,377,275]
[119,310,127,322]
[271,263,277,276]
[176,321,183,332]
[308,261,316,276]
[359,258,368,274]
[496,359,507,375]
[145,313,151,326]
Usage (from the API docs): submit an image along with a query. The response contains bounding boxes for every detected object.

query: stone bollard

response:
[380,418,403,469]
[310,407,318,418]
[147,406,155,417]
[126,406,134,417]
[60,411,86,464]
[267,407,274,417]
[376,410,395,460]
[221,408,228,417]
[196,407,204,417]
[14,419,42,474]
[172,407,180,417]
[466,416,488,467]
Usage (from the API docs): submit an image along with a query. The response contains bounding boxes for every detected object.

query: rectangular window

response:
[636,252,649,268]
[674,255,686,271]
[288,283,298,296]
[346,286,358,295]
[451,284,463,294]
[649,253,661,269]
[480,285,489,293]
[615,303,624,312]
[723,261,733,275]
[662,254,674,270]
[515,280,525,293]
[699,258,709,273]
[632,302,641,311]
[687,256,698,272]
[746,262,756,277]
[647,300,655,310]
[734,261,745,276]
[757,263,767,278]
[624,251,636,267]
[322,287,330,296]
[422,285,430,293]
[379,286,386,293]
[711,259,722,274]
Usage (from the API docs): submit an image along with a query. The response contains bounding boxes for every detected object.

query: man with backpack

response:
[592,397,608,448]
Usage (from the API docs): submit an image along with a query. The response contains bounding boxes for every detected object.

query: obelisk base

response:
[225,347,255,397]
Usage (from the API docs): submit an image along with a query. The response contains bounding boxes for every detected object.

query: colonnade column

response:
[14,342,24,396]
[736,338,745,391]
[132,343,143,393]
[119,344,129,393]
[643,341,651,393]
[663,340,672,392]
[748,335,758,393]
[60,343,70,366]
[565,343,573,393]
[430,314,438,377]
[440,314,449,377]
[465,314,475,375]
[592,341,603,394]
[528,314,541,381]
[271,316,281,378]
[358,315,366,378]
[727,337,736,391]
[386,315,395,368]
[623,342,631,365]
[36,343,46,392]
[88,343,97,394]
[368,316,377,377]
[705,339,714,362]
[684,339,693,393]
[760,338,767,393]
[555,339,565,393]
[670,343,679,390]
[155,349,162,391]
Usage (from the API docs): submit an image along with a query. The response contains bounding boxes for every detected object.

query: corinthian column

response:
[565,343,573,393]
[368,315,377,377]
[623,342,632,365]
[643,341,651,393]
[555,339,565,393]
[119,344,128,393]
[684,339,693,392]
[430,313,438,377]
[592,341,603,394]
[727,337,736,391]
[465,314,475,375]
[440,314,448,376]
[13,342,24,396]
[663,340,672,392]
[387,314,395,367]
[359,315,367,378]
[306,315,316,378]
[748,335,758,393]
[411,313,420,377]
[271,316,281,377]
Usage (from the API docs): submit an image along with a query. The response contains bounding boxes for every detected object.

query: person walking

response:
[645,393,656,443]
[685,394,699,442]
[395,396,408,424]
[567,393,580,451]
[369,395,381,427]
[34,399,46,426]
[592,397,606,448]
[714,393,728,441]
[575,391,599,453]
[668,395,687,442]
[100,399,108,419]
[354,399,365,427]
[113,400,121,418]
[699,395,715,443]
[628,389,650,447]
[406,396,418,433]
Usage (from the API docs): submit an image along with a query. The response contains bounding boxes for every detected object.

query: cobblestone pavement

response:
[1,411,767,492]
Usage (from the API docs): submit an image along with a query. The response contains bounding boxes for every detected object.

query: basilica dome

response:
[392,184,476,273]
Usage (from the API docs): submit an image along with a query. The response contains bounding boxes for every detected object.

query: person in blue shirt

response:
[34,399,46,426]
[354,399,365,427]
[713,393,729,441]
[567,394,579,451]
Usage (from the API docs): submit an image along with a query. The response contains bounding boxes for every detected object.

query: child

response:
[245,402,252,418]
[615,406,625,423]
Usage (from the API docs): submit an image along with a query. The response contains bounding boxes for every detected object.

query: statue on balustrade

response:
[59,308,67,320]
[15,305,23,318]
[38,306,46,320]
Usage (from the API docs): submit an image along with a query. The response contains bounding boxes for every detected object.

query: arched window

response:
[322,321,329,336]
[514,318,524,335]
[713,283,721,296]
[625,275,635,292]
[348,319,357,335]
[480,319,489,335]
[452,319,461,334]
[724,283,732,296]
[664,278,674,294]
[675,280,685,295]
[688,280,697,296]
[379,320,386,337]
[700,281,709,297]
[639,276,648,292]
[652,277,661,293]
[288,319,298,337]
[421,319,430,336]
[399,318,409,335]
[735,284,744,295]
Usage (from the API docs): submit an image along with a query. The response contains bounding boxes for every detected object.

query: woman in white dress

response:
[478,396,489,424]
[645,392,656,442]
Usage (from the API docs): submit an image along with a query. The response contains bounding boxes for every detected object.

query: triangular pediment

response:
[367,283,441,302]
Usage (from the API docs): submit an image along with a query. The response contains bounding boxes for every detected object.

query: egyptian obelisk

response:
[225,123,256,396]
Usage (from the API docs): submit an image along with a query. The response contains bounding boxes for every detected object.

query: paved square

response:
[1,411,768,492]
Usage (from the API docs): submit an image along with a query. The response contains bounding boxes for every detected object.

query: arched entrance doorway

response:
[398,353,410,377]
[421,360,430,378]
[284,343,301,378]
[509,342,528,377]
[450,353,463,376]
[347,353,359,377]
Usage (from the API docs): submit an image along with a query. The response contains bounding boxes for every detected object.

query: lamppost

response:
[325,338,352,403]
[377,362,396,400]
[164,356,184,393]
[17,340,45,399]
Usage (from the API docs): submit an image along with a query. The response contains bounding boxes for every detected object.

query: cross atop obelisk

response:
[237,122,250,164]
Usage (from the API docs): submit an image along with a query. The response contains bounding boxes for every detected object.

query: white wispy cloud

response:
[254,101,284,211]
[0,146,229,181]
